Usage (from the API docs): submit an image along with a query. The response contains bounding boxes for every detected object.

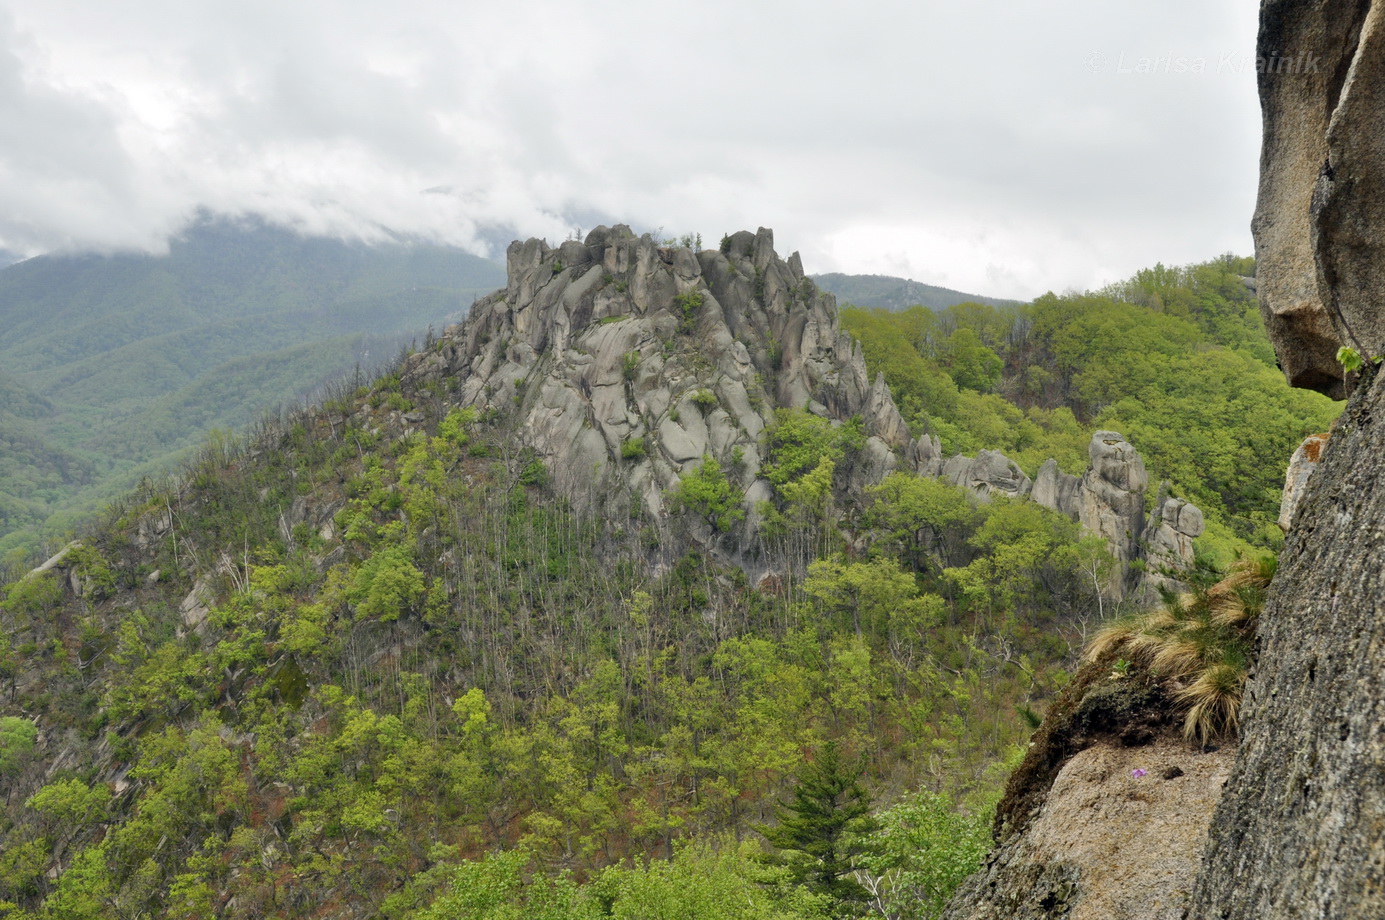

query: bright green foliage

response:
[0,716,37,780]
[3,573,63,617]
[413,848,592,920]
[762,410,863,490]
[856,791,992,920]
[621,437,647,461]
[669,455,745,532]
[674,290,705,335]
[775,458,834,524]
[760,740,876,917]
[415,842,825,920]
[805,556,939,639]
[1338,346,1364,374]
[865,473,983,571]
[595,841,827,920]
[26,778,110,827]
[842,256,1340,557]
[60,544,117,598]
[350,542,426,621]
[0,314,1101,918]
[938,327,1003,392]
[946,498,1087,615]
[437,407,478,447]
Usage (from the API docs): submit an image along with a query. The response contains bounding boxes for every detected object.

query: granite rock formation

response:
[1252,0,1380,397]
[395,227,1202,588]
[400,226,907,551]
[1188,369,1385,919]
[1188,3,1385,917]
[1276,431,1330,531]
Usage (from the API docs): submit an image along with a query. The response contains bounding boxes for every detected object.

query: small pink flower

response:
[1131,768,1148,778]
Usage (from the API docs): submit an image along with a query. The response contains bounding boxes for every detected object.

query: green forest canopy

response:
[839,255,1339,563]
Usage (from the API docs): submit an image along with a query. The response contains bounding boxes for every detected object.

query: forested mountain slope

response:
[0,229,1339,920]
[0,220,505,564]
[0,228,1155,920]
[812,273,1019,312]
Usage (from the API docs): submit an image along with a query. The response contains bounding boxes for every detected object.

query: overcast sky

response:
[1,0,1260,300]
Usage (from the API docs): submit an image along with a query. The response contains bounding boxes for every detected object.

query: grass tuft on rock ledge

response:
[1087,557,1275,744]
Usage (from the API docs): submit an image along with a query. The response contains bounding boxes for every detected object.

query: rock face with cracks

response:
[400,226,908,567]
[1181,4,1385,917]
[397,226,1203,586]
[1251,0,1382,396]
[1187,378,1385,918]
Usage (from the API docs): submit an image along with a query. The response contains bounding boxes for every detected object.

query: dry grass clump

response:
[1086,557,1275,744]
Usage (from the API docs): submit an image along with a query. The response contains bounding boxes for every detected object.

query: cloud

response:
[1,0,1260,297]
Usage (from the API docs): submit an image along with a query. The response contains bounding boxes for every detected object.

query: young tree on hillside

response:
[760,740,876,917]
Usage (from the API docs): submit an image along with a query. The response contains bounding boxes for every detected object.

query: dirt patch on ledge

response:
[994,650,1181,844]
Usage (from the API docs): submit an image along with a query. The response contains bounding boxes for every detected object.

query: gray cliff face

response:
[1189,3,1385,916]
[401,225,907,558]
[398,226,1202,585]
[1251,0,1376,396]
[1188,369,1385,919]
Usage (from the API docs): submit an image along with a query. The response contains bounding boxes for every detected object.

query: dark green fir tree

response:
[760,740,877,917]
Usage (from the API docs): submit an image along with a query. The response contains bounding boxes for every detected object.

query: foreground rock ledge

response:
[947,738,1230,920]
[941,655,1231,920]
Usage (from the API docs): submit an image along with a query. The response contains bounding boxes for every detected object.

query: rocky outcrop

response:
[1252,0,1378,397]
[948,740,1231,920]
[399,226,909,559]
[1030,459,1081,519]
[1073,432,1149,573]
[941,450,1032,500]
[398,226,1202,587]
[1028,432,1198,598]
[1142,495,1206,592]
[1184,5,1385,916]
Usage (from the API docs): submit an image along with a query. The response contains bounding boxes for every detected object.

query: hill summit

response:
[388,225,1200,593]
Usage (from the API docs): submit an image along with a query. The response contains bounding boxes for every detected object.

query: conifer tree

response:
[760,740,876,917]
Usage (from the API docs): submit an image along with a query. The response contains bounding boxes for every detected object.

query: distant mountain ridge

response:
[0,218,506,560]
[812,271,1022,311]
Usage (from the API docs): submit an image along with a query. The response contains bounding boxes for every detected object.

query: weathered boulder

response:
[942,449,1032,501]
[946,740,1231,920]
[1030,458,1081,518]
[1277,431,1330,531]
[943,657,1232,920]
[1142,496,1205,588]
[912,433,946,477]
